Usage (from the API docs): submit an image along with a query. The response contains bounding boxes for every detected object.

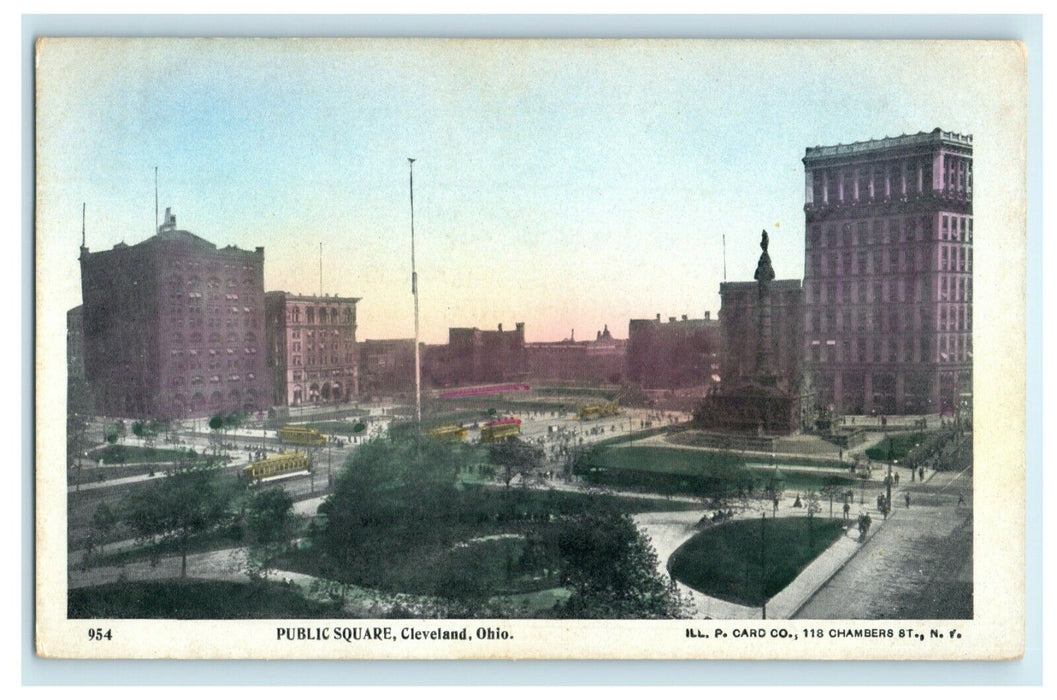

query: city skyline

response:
[37,39,1023,345]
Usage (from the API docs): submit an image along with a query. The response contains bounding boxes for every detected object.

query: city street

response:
[793,467,972,619]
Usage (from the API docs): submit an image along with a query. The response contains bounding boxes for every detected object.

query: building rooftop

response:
[266,291,362,303]
[804,128,973,162]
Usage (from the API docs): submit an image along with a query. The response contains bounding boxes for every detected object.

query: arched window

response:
[306,307,314,324]
[292,306,301,323]
[318,307,328,325]
[330,308,338,324]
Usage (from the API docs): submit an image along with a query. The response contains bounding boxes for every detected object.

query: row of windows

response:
[808,214,972,251]
[807,245,971,279]
[172,316,259,329]
[167,260,257,273]
[811,159,934,205]
[289,353,357,367]
[940,215,972,243]
[807,333,971,365]
[169,358,258,372]
[809,156,971,206]
[288,306,355,325]
[806,274,971,305]
[172,331,258,344]
[169,306,261,320]
[169,371,258,387]
[805,303,971,334]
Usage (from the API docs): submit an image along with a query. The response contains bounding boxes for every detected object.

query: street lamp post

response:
[760,511,767,620]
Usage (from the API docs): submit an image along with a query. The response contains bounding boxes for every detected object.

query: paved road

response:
[793,468,972,620]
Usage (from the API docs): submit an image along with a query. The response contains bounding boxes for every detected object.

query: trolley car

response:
[480,417,521,442]
[278,424,326,446]
[427,424,469,442]
[243,451,311,480]
[576,401,619,421]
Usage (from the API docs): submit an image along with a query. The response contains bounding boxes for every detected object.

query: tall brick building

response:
[802,129,973,415]
[265,292,360,406]
[79,208,270,419]
[718,279,803,389]
[445,323,527,385]
[626,314,719,390]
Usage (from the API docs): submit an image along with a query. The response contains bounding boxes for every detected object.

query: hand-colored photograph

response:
[34,37,1026,660]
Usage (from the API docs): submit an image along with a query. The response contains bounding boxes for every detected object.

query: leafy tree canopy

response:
[120,455,238,577]
[553,512,692,619]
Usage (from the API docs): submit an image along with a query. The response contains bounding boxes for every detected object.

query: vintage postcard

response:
[35,38,1026,660]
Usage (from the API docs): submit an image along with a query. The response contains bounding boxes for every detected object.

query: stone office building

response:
[265,292,361,406]
[626,313,720,390]
[802,129,973,415]
[78,208,270,419]
[718,279,803,389]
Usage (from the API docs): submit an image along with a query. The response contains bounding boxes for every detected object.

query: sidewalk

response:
[634,468,945,620]
[793,468,972,619]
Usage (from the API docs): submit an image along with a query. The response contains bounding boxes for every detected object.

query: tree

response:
[553,512,693,619]
[247,487,295,545]
[819,479,845,519]
[316,435,464,582]
[90,502,118,554]
[244,486,296,582]
[487,438,544,488]
[804,490,823,549]
[120,454,238,578]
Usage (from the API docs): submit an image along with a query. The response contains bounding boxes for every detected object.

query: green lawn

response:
[68,579,341,619]
[864,432,931,461]
[669,516,845,606]
[576,446,855,497]
[582,445,746,476]
[87,444,194,464]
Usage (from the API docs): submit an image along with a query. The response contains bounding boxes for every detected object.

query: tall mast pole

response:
[319,241,323,297]
[722,234,727,281]
[409,158,421,425]
[154,166,159,233]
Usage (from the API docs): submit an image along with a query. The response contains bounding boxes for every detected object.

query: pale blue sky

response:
[37,39,1025,343]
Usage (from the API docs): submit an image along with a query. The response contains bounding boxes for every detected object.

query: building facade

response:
[524,326,627,386]
[626,314,719,390]
[359,339,416,397]
[718,279,803,389]
[444,323,527,386]
[265,292,360,406]
[802,129,973,415]
[79,208,270,419]
[67,305,85,382]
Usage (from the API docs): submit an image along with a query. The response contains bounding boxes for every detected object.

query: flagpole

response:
[409,158,421,425]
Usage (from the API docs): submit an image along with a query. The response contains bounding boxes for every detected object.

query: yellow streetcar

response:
[428,424,469,442]
[480,417,521,442]
[576,401,620,420]
[278,424,326,446]
[243,451,311,480]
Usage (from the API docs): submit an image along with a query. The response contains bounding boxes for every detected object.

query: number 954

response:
[88,628,112,641]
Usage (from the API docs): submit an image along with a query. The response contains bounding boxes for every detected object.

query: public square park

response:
[66,388,973,621]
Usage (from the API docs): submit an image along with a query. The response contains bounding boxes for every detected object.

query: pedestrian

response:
[905,492,911,508]
[894,473,900,485]
[842,502,850,521]
[958,492,966,506]
[918,466,924,481]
